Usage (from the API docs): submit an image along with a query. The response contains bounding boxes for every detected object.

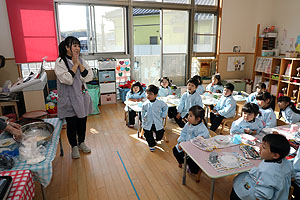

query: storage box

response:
[101,93,116,104]
[99,60,117,69]
[100,82,116,94]
[265,32,278,38]
[99,70,115,82]
[261,50,274,57]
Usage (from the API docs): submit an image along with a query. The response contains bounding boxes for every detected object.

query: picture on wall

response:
[227,56,245,72]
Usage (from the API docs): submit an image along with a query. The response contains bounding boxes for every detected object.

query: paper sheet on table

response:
[191,135,236,151]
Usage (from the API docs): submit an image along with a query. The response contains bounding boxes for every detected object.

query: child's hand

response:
[176,113,181,119]
[251,130,257,135]
[244,128,250,134]
[178,145,182,151]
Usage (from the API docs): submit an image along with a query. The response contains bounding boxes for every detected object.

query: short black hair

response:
[224,83,234,92]
[192,75,202,85]
[242,103,259,116]
[146,84,159,94]
[212,74,223,86]
[187,78,199,87]
[158,77,172,86]
[262,134,290,160]
[189,105,206,126]
[256,82,266,89]
[256,91,275,110]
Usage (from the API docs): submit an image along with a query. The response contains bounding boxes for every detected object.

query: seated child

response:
[230,103,264,135]
[142,85,168,152]
[246,82,266,104]
[158,77,177,119]
[192,75,205,95]
[256,91,277,128]
[292,148,300,199]
[176,78,203,128]
[206,74,223,93]
[173,105,209,173]
[278,96,300,124]
[126,81,146,128]
[210,83,236,132]
[231,134,293,200]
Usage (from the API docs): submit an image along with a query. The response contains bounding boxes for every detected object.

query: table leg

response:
[182,152,187,185]
[59,137,64,157]
[205,105,209,124]
[210,179,215,200]
[41,183,46,200]
[137,112,141,138]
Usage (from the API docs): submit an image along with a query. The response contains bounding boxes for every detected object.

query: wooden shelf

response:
[281,80,290,84]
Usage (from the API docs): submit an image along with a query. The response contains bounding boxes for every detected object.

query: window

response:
[195,0,217,6]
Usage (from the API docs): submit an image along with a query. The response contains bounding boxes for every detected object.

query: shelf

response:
[292,77,300,80]
[290,82,300,86]
[281,80,290,84]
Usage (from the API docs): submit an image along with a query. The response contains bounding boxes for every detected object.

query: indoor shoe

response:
[149,147,155,152]
[178,164,182,168]
[78,142,91,153]
[72,146,80,159]
[128,124,134,128]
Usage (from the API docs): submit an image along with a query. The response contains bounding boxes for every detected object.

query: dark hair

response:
[224,83,234,92]
[278,96,300,119]
[212,74,223,86]
[256,91,275,110]
[130,81,144,95]
[242,103,259,116]
[262,134,290,160]
[158,77,172,87]
[146,84,159,95]
[58,36,81,69]
[189,105,207,126]
[0,55,5,68]
[187,78,199,87]
[192,75,202,85]
[256,82,266,90]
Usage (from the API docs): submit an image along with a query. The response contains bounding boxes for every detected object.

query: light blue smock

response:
[293,148,300,187]
[177,92,203,117]
[214,95,236,118]
[158,86,172,97]
[257,107,277,128]
[142,99,168,131]
[230,117,264,135]
[196,85,205,95]
[246,92,258,104]
[281,106,300,124]
[125,91,146,101]
[206,83,223,93]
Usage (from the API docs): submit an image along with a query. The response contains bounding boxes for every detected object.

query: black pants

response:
[65,116,87,147]
[172,146,200,174]
[168,106,177,119]
[230,188,241,200]
[144,124,164,147]
[210,112,225,131]
[128,110,137,125]
[175,114,188,128]
[292,181,300,199]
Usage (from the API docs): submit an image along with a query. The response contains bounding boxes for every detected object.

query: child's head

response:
[130,81,143,94]
[59,36,81,58]
[256,82,266,93]
[260,134,290,161]
[277,96,291,110]
[146,84,158,101]
[256,91,275,110]
[212,74,222,85]
[192,75,202,85]
[188,105,205,125]
[223,83,234,97]
[159,77,172,88]
[242,103,259,122]
[186,78,199,93]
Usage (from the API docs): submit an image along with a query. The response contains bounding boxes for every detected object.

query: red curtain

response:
[6,0,58,63]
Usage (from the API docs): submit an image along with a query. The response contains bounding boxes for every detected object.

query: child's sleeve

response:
[161,102,168,118]
[126,91,132,101]
[140,91,146,99]
[206,83,211,92]
[230,119,241,135]
[264,111,277,128]
[177,93,186,114]
[255,173,280,200]
[256,119,265,134]
[285,108,294,124]
[177,123,188,144]
[293,149,300,182]
[141,103,147,120]
[196,95,203,108]
[217,98,235,116]
[246,93,254,103]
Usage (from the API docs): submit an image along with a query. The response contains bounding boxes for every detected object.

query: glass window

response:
[193,13,217,53]
[133,0,162,2]
[195,0,217,6]
[94,6,126,53]
[57,4,92,53]
[163,0,191,4]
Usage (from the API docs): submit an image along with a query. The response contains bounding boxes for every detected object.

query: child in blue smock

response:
[192,75,205,95]
[173,105,209,173]
[278,96,300,124]
[246,82,266,104]
[126,81,146,128]
[210,83,236,132]
[292,148,300,199]
[142,85,168,152]
[158,77,177,119]
[176,78,203,128]
[256,92,277,128]
[206,74,223,93]
[230,103,264,135]
[231,134,293,200]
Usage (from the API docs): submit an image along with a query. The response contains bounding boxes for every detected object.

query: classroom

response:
[1,0,300,199]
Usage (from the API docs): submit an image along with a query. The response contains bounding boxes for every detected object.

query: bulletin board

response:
[227,56,245,72]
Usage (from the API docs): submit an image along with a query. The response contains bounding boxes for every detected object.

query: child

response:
[230,103,264,135]
[142,85,168,152]
[292,148,300,199]
[246,82,266,104]
[210,83,236,132]
[126,81,146,128]
[192,75,205,95]
[173,105,209,173]
[158,77,172,97]
[278,96,300,124]
[256,91,277,128]
[231,134,293,200]
[176,78,203,128]
[206,74,223,93]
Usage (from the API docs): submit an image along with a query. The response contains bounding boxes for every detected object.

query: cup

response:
[232,134,242,144]
[209,152,218,163]
[290,124,299,133]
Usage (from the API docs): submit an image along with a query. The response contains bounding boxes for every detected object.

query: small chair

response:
[277,119,287,126]
[218,104,242,134]
[140,117,169,143]
[209,130,217,137]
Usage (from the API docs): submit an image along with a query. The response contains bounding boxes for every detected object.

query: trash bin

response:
[87,84,100,115]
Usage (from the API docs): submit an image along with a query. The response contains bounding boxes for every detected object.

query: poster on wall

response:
[227,56,245,72]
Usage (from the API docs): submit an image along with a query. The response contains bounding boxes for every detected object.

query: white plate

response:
[214,135,230,145]
[0,138,16,147]
[219,154,240,168]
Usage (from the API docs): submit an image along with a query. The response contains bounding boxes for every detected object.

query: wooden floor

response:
[33,102,235,200]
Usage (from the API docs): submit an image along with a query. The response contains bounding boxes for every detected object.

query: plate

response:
[214,135,230,145]
[219,154,240,168]
[0,138,16,147]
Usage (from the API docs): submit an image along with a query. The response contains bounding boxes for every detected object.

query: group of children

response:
[125,75,300,199]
